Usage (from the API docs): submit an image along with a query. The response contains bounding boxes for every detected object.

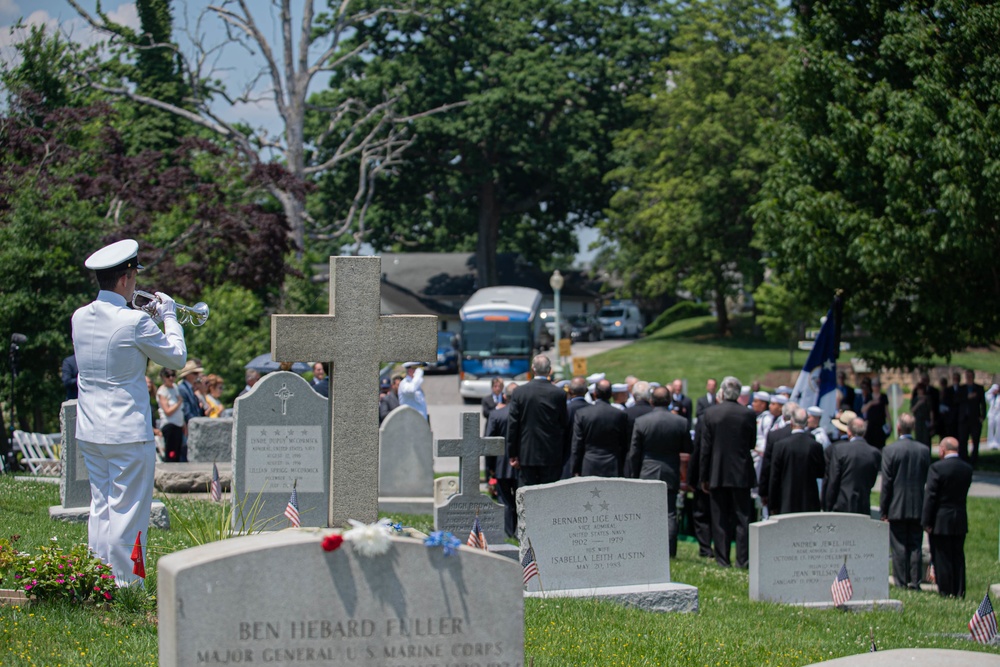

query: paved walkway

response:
[969,471,1000,498]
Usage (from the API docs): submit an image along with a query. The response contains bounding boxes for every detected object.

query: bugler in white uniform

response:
[72,240,186,586]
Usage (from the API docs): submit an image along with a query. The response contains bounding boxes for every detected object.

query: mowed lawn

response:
[585,315,1000,389]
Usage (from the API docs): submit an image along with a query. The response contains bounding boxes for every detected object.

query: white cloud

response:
[1,4,139,69]
[0,0,19,19]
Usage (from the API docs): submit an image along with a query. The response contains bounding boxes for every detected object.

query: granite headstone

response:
[186,417,233,463]
[232,371,329,529]
[434,476,459,506]
[434,413,506,545]
[58,400,89,508]
[516,476,698,612]
[158,530,525,667]
[749,512,899,610]
[378,406,434,515]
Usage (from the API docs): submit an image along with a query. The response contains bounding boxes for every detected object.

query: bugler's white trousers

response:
[78,439,156,586]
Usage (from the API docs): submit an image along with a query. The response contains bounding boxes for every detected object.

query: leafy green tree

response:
[313,0,671,285]
[753,0,1000,367]
[602,0,789,334]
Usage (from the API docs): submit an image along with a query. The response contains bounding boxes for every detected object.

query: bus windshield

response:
[461,321,533,357]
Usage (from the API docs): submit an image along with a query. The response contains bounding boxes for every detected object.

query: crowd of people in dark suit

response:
[483,357,977,598]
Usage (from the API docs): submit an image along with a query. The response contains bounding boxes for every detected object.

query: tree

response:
[601,0,788,335]
[752,0,1000,368]
[66,0,437,255]
[314,0,671,285]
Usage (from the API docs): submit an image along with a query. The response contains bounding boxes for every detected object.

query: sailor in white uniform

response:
[72,240,187,586]
[398,361,429,419]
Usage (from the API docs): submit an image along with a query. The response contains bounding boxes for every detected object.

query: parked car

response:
[429,331,460,373]
[598,303,644,338]
[568,313,603,342]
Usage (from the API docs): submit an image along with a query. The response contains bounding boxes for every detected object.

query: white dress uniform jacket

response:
[73,291,187,443]
[398,367,428,418]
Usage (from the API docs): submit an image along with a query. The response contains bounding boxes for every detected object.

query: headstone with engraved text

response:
[232,372,329,529]
[158,530,525,667]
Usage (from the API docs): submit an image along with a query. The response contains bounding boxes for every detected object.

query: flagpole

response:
[527,537,544,594]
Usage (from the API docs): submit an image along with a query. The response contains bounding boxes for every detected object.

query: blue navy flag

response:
[790,297,841,431]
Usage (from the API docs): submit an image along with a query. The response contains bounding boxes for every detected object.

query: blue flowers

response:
[424,531,462,557]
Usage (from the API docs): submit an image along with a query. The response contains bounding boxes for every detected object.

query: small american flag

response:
[210,462,222,502]
[131,531,145,579]
[831,562,853,606]
[467,516,488,550]
[521,545,539,585]
[969,593,997,644]
[284,482,300,527]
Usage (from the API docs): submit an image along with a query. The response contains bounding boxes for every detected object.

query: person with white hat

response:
[806,405,831,449]
[398,361,428,419]
[72,239,187,586]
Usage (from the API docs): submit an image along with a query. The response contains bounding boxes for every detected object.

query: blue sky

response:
[1,1,601,264]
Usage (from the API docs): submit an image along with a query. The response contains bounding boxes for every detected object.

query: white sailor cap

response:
[770,394,788,405]
[555,380,570,389]
[775,385,793,395]
[740,385,752,395]
[84,239,143,272]
[649,382,661,388]
[753,391,770,402]
[806,406,824,418]
[402,361,424,368]
[586,372,606,383]
[588,383,596,393]
[611,383,628,393]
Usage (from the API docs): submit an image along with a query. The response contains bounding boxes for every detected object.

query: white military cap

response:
[588,383,596,393]
[741,385,752,395]
[586,372,606,383]
[84,239,143,271]
[402,361,424,368]
[611,383,628,393]
[753,391,770,402]
[806,406,824,418]
[770,394,788,405]
[775,385,793,395]
[649,382,661,388]
[555,380,570,389]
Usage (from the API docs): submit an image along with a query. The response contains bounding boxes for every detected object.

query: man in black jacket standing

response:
[572,380,628,477]
[763,407,824,515]
[824,417,881,515]
[506,355,569,486]
[627,385,691,556]
[879,413,930,589]
[922,437,974,598]
[700,376,756,568]
[956,369,987,466]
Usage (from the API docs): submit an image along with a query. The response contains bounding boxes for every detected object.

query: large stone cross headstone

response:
[434,412,506,544]
[271,256,436,526]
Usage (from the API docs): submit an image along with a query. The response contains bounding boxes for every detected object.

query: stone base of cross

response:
[271,256,437,527]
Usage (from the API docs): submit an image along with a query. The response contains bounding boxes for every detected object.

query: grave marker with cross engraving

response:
[271,256,436,526]
[434,412,507,545]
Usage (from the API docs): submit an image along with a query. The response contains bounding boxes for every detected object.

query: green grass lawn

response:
[2,475,999,666]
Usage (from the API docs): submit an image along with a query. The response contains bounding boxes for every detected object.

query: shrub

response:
[644,301,711,335]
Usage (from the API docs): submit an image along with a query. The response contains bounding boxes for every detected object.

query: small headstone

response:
[434,476,459,506]
[378,406,434,515]
[434,413,506,544]
[58,400,90,508]
[232,371,329,529]
[750,512,901,610]
[516,476,698,613]
[158,530,524,667]
[51,400,169,528]
[186,417,233,463]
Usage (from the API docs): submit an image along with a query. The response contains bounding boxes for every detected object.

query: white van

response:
[598,303,643,338]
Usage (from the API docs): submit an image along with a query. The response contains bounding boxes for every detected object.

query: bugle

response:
[131,290,210,327]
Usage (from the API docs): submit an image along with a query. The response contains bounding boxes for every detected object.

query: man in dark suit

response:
[860,377,890,450]
[696,378,717,420]
[378,374,401,425]
[506,355,569,486]
[922,437,974,597]
[561,376,590,478]
[763,407,824,515]
[626,385,691,556]
[62,353,79,400]
[956,369,987,465]
[624,381,653,446]
[571,380,628,477]
[879,413,931,589]
[836,371,856,411]
[940,372,961,439]
[758,401,796,505]
[690,395,716,557]
[824,417,881,515]
[700,376,757,568]
[670,379,693,429]
[486,382,519,537]
[481,376,505,480]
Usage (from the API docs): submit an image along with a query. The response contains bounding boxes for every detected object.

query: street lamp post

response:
[549,270,564,378]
